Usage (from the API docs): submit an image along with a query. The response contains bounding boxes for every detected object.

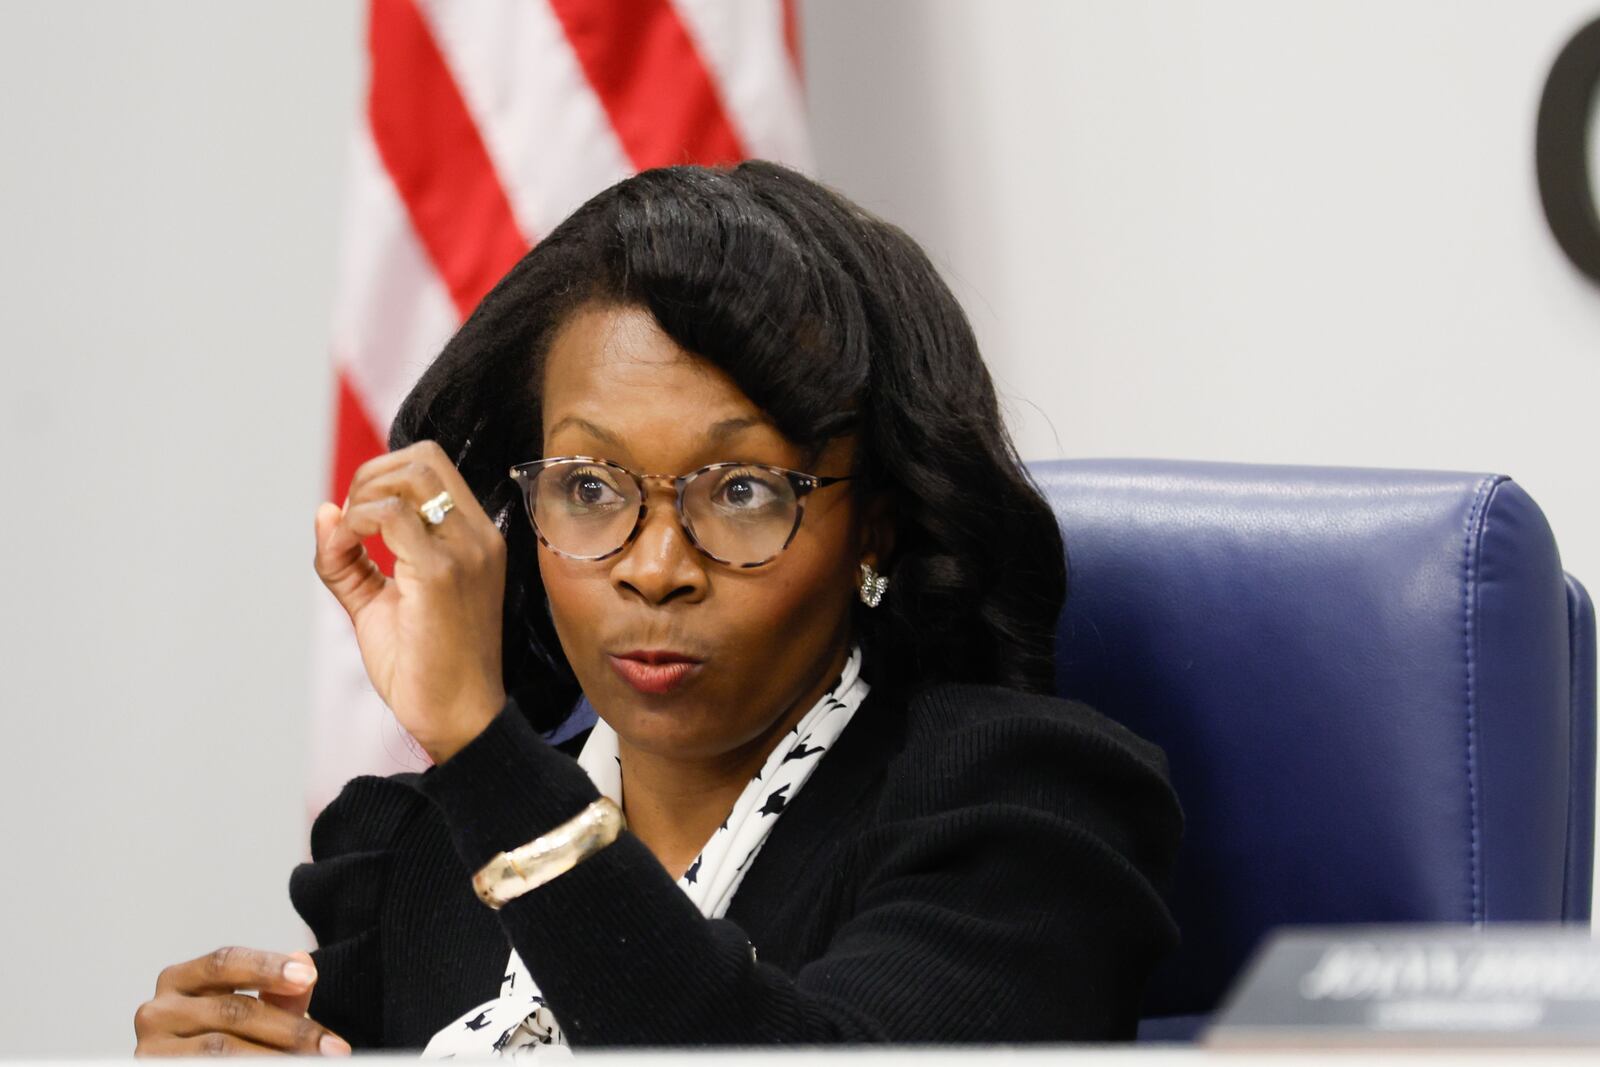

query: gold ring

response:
[419,490,455,526]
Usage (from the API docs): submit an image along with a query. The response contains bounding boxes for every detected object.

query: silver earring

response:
[858,561,889,608]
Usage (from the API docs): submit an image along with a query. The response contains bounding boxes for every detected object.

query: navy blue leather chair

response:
[1028,458,1597,1041]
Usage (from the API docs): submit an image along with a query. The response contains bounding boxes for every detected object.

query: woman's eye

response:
[711,470,784,510]
[563,468,625,508]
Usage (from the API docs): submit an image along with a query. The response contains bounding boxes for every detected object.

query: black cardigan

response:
[289,680,1182,1048]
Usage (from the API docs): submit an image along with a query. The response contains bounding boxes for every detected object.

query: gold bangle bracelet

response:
[472,796,627,910]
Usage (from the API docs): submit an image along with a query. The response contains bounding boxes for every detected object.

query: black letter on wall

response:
[1537,14,1600,284]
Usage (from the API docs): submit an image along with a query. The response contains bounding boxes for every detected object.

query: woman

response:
[134,161,1181,1054]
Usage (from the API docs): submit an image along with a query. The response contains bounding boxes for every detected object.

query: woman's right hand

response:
[134,947,353,1056]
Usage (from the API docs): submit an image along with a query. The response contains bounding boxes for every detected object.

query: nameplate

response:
[1206,924,1600,1047]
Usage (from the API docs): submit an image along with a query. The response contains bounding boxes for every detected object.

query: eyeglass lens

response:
[529,459,800,564]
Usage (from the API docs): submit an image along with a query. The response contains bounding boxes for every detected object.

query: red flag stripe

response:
[329,366,398,577]
[546,0,747,170]
[782,0,803,82]
[368,0,530,320]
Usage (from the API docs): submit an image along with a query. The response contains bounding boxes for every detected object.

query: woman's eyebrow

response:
[547,415,620,446]
[547,415,766,445]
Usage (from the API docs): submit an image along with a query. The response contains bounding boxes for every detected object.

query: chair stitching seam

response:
[1461,475,1503,924]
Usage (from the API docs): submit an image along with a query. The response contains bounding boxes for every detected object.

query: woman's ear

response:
[858,492,896,570]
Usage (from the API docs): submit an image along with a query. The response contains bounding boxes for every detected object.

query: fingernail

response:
[320,1034,352,1056]
[283,960,317,987]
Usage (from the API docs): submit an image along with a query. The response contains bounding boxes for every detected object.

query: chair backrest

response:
[1029,458,1596,1032]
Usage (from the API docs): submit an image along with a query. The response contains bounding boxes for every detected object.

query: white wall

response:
[0,1,361,1057]
[0,0,1595,1057]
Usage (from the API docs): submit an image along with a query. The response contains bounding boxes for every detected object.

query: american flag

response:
[309,0,811,820]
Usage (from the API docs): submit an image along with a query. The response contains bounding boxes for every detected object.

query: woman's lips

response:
[607,654,702,695]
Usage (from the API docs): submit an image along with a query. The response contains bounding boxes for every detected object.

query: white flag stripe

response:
[330,128,461,428]
[418,0,634,241]
[668,0,814,170]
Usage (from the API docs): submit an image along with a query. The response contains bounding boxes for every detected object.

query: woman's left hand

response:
[313,440,508,764]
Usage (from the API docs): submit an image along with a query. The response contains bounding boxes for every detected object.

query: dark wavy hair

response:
[389,160,1067,730]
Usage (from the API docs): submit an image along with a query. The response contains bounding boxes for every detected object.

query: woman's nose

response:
[609,490,707,605]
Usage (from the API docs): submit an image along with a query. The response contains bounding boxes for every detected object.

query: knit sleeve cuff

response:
[414,694,602,872]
